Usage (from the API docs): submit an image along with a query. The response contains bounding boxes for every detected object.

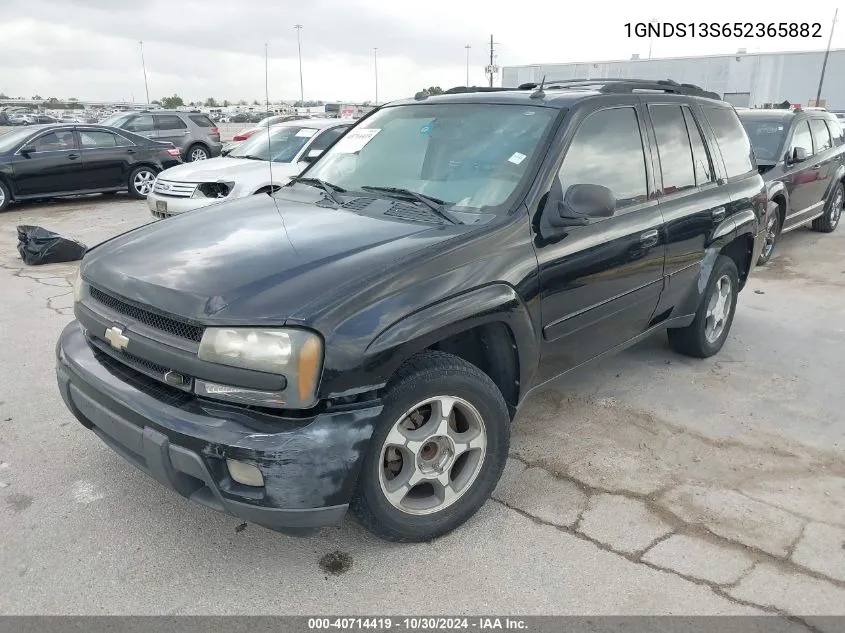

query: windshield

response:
[99,113,132,127]
[0,128,37,153]
[303,103,558,213]
[740,119,788,162]
[229,125,317,162]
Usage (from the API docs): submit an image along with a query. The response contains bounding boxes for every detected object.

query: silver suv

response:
[99,110,223,162]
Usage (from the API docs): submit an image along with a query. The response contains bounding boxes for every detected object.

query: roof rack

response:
[442,86,518,94]
[518,78,720,100]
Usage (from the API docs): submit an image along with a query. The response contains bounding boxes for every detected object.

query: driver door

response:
[11,129,82,196]
[532,102,665,382]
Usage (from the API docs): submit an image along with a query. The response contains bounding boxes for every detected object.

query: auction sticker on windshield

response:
[295,128,318,138]
[333,128,381,153]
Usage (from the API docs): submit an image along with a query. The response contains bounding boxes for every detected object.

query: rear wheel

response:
[187,144,209,162]
[812,182,843,233]
[128,166,157,199]
[668,255,739,358]
[350,351,510,542]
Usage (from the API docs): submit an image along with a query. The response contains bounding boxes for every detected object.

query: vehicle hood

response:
[81,190,462,325]
[157,157,301,183]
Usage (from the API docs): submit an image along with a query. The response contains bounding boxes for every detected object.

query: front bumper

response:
[56,320,382,535]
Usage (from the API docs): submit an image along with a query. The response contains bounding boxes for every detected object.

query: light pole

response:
[816,8,839,106]
[465,45,471,86]
[374,48,379,105]
[294,25,304,106]
[648,18,657,59]
[139,41,150,104]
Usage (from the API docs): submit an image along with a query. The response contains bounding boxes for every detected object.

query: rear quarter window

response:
[155,115,188,130]
[703,106,755,179]
[189,115,215,127]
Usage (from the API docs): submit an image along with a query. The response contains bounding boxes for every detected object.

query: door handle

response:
[811,164,822,170]
[67,153,79,160]
[639,229,660,248]
[711,206,726,221]
[127,149,136,154]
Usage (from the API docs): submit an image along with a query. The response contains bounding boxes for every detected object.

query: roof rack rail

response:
[517,78,719,100]
[442,86,519,94]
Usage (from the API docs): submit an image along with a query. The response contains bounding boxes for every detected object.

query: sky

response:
[1,0,842,104]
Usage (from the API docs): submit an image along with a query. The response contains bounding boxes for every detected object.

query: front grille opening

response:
[92,349,194,408]
[89,287,204,342]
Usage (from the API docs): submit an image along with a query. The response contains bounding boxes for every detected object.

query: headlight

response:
[198,328,323,408]
[72,268,84,302]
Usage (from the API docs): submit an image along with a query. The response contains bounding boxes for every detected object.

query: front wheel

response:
[812,182,843,233]
[0,180,11,211]
[668,254,739,358]
[128,166,157,199]
[350,350,510,542]
[757,204,780,265]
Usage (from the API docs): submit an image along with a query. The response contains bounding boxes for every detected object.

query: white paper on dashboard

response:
[333,128,381,153]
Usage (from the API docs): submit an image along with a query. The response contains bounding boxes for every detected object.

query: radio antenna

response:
[265,42,274,189]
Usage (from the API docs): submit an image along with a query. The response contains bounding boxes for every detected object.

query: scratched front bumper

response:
[56,320,382,535]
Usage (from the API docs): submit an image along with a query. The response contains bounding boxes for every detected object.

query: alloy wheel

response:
[133,170,156,196]
[190,147,208,161]
[761,213,779,259]
[378,395,487,516]
[831,188,843,228]
[704,275,733,344]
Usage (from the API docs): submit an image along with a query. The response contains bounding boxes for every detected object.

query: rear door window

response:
[826,118,844,145]
[79,130,125,148]
[155,114,188,130]
[703,107,755,178]
[682,108,715,185]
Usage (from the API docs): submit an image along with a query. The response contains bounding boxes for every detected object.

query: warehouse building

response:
[501,48,845,109]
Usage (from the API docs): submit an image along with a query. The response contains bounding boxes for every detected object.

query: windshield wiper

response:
[232,154,266,161]
[360,186,462,225]
[287,176,345,206]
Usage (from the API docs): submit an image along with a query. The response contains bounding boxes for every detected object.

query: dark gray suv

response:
[99,110,223,162]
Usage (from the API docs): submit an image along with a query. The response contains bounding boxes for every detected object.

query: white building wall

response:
[502,50,845,109]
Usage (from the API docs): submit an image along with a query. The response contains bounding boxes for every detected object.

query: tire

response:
[350,350,510,542]
[128,166,157,199]
[667,254,739,359]
[0,179,10,211]
[812,182,843,234]
[187,144,209,162]
[756,203,781,265]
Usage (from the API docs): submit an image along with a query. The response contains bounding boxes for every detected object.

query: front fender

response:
[319,284,539,401]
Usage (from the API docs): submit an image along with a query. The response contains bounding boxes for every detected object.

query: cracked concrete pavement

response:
[0,195,843,626]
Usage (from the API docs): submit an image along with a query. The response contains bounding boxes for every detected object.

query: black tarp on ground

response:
[16,225,87,265]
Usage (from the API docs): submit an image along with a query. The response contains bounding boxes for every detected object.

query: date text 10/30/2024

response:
[625,22,823,38]
[308,617,528,630]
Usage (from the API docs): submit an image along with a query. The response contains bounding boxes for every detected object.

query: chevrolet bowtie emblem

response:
[104,326,129,351]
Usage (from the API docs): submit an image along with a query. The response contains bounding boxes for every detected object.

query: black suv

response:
[56,79,766,542]
[738,107,844,264]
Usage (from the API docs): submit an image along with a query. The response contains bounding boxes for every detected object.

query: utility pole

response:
[486,34,499,87]
[815,8,838,107]
[465,45,471,86]
[139,41,150,104]
[294,25,304,106]
[374,48,379,105]
[648,18,657,59]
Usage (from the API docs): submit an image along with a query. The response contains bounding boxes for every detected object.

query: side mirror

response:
[550,183,616,227]
[790,146,808,163]
[20,146,36,156]
[302,149,323,163]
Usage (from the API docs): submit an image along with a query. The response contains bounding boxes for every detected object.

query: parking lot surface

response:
[0,195,843,624]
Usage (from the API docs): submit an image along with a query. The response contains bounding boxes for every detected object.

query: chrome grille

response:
[89,287,205,342]
[153,179,197,198]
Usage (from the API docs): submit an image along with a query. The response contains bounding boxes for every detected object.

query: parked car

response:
[148,119,351,218]
[738,107,844,264]
[229,113,251,124]
[99,110,222,162]
[9,114,36,126]
[34,114,59,124]
[57,79,765,542]
[0,124,182,211]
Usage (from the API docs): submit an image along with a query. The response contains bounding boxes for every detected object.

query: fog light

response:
[226,458,264,487]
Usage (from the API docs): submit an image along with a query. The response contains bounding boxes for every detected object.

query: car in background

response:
[147,119,351,218]
[99,110,222,162]
[0,123,183,211]
[738,107,844,264]
[9,113,36,126]
[230,114,311,143]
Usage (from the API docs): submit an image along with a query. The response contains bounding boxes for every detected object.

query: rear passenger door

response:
[76,129,133,189]
[808,117,838,207]
[533,102,666,380]
[153,114,190,152]
[645,102,732,316]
